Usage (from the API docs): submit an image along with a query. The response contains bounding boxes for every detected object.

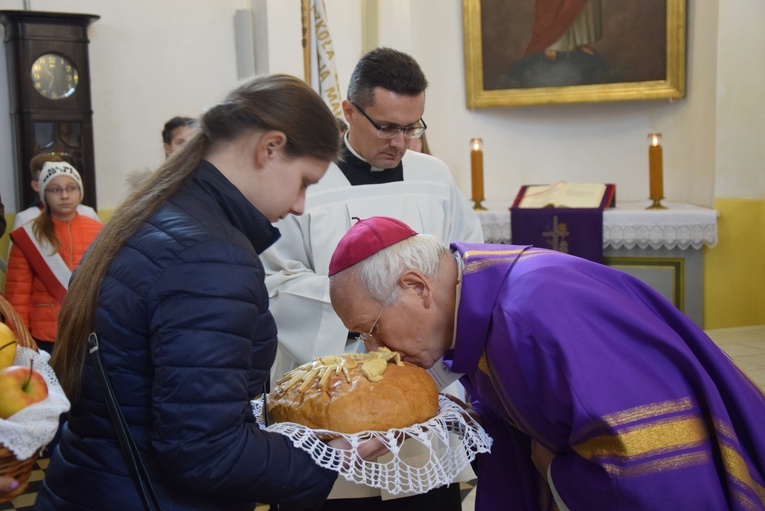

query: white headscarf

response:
[38,161,83,206]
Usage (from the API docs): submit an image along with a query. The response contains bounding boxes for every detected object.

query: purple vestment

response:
[445,243,765,510]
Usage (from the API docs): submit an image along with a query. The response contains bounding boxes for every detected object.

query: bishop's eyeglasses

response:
[352,102,427,140]
[358,288,397,346]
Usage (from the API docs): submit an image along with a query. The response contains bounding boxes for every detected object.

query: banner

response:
[303,0,343,117]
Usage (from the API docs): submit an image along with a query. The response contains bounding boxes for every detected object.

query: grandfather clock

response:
[0,10,99,209]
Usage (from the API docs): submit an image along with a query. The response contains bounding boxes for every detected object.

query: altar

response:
[476,200,719,326]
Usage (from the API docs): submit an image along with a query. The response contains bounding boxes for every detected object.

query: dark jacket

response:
[0,193,5,237]
[34,161,337,511]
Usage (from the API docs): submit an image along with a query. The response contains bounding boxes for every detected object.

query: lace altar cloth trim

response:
[0,347,71,460]
[479,209,512,245]
[603,223,717,250]
[252,394,492,495]
[602,201,718,250]
[477,200,718,250]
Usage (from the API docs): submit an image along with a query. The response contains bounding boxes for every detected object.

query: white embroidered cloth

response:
[252,394,492,495]
[476,200,718,249]
[0,347,71,460]
[601,201,718,250]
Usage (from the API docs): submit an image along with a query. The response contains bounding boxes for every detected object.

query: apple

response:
[0,362,49,419]
[0,322,18,370]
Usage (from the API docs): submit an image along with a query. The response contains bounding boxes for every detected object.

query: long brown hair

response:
[30,153,68,252]
[31,208,59,254]
[53,74,341,397]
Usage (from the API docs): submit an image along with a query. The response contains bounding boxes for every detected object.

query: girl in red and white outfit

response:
[6,161,102,353]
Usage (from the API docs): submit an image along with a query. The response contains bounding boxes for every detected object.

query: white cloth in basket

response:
[252,394,492,496]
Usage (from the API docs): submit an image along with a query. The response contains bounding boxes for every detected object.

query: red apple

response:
[0,363,49,419]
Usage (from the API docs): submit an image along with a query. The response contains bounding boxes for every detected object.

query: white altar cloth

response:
[477,200,718,250]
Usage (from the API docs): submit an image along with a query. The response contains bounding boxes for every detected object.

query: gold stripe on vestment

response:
[571,397,695,443]
[462,248,547,274]
[599,397,694,426]
[574,414,708,461]
[599,450,710,478]
[717,437,765,507]
[463,248,528,259]
[464,257,516,274]
[478,352,490,376]
[730,486,765,511]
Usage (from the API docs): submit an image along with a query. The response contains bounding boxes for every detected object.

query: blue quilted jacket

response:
[34,161,337,510]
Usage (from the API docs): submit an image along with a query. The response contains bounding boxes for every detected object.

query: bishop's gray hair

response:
[352,234,449,303]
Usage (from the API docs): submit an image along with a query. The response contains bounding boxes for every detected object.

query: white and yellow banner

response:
[302,0,342,117]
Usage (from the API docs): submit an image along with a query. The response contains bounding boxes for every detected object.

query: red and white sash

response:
[9,224,69,302]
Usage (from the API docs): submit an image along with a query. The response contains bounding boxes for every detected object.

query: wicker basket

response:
[0,293,40,503]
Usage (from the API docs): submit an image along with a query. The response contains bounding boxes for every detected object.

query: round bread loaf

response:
[267,349,439,433]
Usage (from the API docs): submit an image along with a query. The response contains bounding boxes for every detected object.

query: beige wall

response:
[0,0,727,210]
[1,0,763,326]
[0,0,254,211]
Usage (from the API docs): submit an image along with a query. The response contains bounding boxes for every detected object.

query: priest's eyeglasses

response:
[358,289,397,346]
[352,103,427,139]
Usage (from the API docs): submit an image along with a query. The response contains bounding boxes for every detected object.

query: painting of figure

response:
[463,0,685,107]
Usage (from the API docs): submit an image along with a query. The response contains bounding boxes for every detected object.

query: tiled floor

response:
[3,325,764,511]
[706,324,765,390]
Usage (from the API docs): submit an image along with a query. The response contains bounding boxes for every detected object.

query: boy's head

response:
[29,153,64,193]
[162,116,199,158]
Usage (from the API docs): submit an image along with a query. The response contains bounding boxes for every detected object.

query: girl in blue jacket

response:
[34,74,376,511]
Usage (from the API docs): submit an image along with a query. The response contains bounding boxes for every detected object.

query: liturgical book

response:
[510,183,616,263]
[515,182,614,209]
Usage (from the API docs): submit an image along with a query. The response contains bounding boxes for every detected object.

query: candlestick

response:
[647,133,666,210]
[470,138,486,210]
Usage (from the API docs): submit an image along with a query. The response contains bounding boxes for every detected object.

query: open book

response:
[515,182,612,209]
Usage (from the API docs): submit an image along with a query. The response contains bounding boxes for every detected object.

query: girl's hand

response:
[328,436,389,461]
[0,476,19,495]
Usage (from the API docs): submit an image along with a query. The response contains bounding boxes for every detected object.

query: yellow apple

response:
[0,322,17,370]
[0,364,48,419]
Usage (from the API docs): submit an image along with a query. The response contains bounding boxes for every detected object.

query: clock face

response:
[30,53,79,100]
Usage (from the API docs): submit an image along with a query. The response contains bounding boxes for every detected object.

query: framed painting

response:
[463,0,686,108]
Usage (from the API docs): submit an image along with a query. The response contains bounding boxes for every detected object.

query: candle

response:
[470,138,484,203]
[648,133,663,200]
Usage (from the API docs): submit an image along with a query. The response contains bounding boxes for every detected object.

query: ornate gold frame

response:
[463,0,687,108]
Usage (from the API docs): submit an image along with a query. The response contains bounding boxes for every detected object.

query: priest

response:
[261,47,482,384]
[261,47,481,510]
[327,216,765,511]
